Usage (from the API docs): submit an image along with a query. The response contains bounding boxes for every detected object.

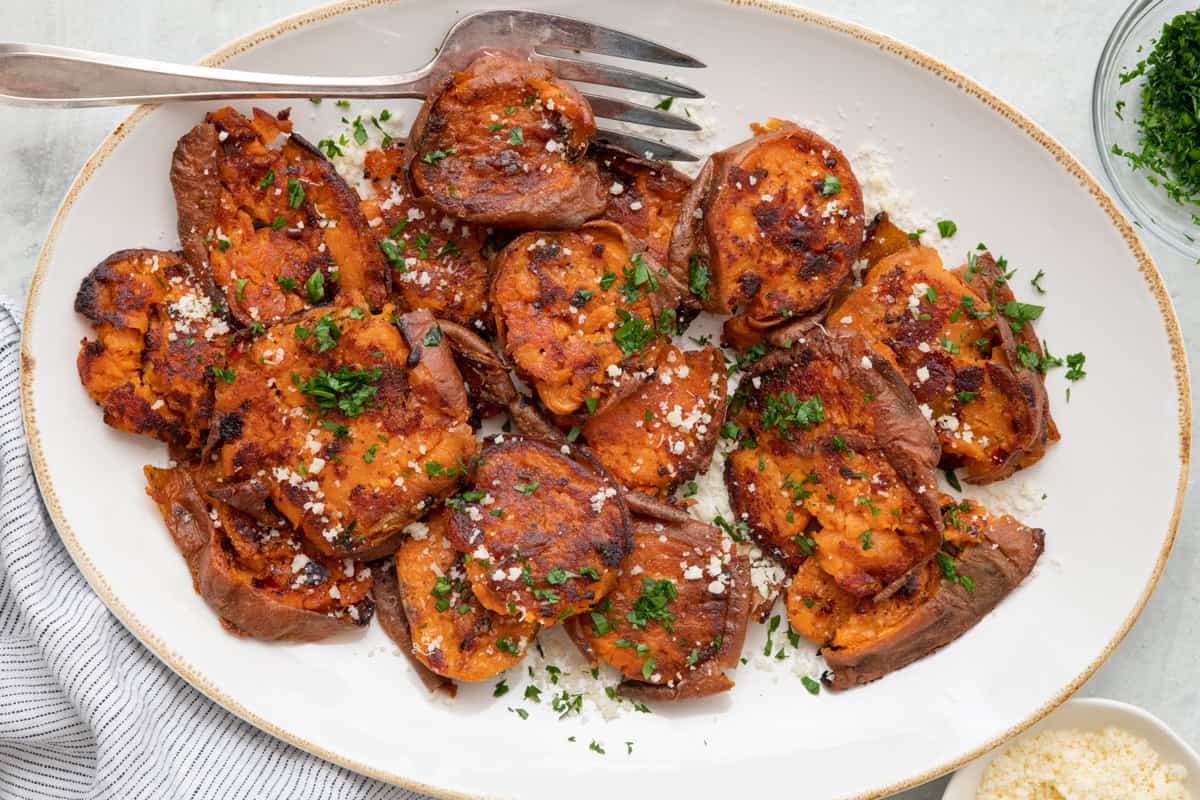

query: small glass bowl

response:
[1093,0,1200,259]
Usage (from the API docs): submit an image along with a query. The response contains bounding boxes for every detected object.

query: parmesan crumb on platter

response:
[977,726,1192,800]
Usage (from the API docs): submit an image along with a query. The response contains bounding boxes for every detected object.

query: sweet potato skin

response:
[581,345,727,499]
[144,463,374,641]
[391,511,538,682]
[172,107,388,326]
[567,516,751,700]
[726,327,942,596]
[210,301,477,558]
[670,121,864,326]
[75,249,228,449]
[595,143,692,264]
[445,437,631,626]
[406,52,605,228]
[492,221,672,416]
[787,499,1044,690]
[360,144,495,331]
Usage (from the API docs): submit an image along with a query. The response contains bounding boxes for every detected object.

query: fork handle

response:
[0,42,433,107]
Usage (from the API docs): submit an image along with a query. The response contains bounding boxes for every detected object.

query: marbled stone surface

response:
[0,1,1195,797]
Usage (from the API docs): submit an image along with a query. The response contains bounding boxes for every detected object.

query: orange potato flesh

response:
[75,249,227,449]
[595,144,692,264]
[582,345,727,498]
[394,511,538,681]
[212,299,477,558]
[407,53,605,228]
[360,144,494,331]
[445,438,630,626]
[492,222,668,416]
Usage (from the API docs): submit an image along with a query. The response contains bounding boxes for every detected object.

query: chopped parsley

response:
[286,177,304,210]
[422,325,443,347]
[508,127,525,145]
[258,170,275,189]
[937,219,957,238]
[300,366,382,416]
[211,366,236,384]
[820,175,842,196]
[1030,269,1047,294]
[627,578,677,632]
[761,392,825,439]
[688,255,710,301]
[612,309,654,355]
[304,269,325,303]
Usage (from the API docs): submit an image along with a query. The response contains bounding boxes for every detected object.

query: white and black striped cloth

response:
[0,298,427,800]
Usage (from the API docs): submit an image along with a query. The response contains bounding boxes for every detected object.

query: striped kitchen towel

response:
[0,297,426,800]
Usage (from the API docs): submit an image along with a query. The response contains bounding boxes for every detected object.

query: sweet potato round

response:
[75,249,228,449]
[391,510,538,682]
[211,300,477,559]
[669,120,864,326]
[726,327,942,598]
[566,516,751,700]
[360,144,495,332]
[492,221,672,416]
[595,143,692,265]
[406,52,605,229]
[581,344,726,499]
[144,463,374,642]
[445,436,631,626]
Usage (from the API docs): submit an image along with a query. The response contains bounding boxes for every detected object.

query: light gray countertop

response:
[1,1,1196,798]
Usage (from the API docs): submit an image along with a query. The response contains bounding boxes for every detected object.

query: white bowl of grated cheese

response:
[943,697,1198,800]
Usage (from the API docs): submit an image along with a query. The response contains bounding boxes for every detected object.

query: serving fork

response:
[0,9,705,160]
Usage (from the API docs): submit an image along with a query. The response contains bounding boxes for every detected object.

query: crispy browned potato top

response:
[834,246,1049,483]
[406,52,605,229]
[671,120,864,325]
[493,222,671,416]
[576,517,747,691]
[445,437,631,626]
[75,249,228,449]
[726,327,942,598]
[595,144,692,264]
[145,462,374,623]
[581,345,727,498]
[172,107,389,327]
[211,299,476,558]
[360,144,494,331]
[394,510,538,682]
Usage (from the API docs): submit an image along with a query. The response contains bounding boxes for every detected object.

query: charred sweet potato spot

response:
[493,222,671,416]
[581,345,727,499]
[671,121,864,325]
[145,462,374,641]
[726,328,941,598]
[595,143,692,264]
[407,52,605,228]
[393,510,538,681]
[786,496,1044,689]
[212,299,476,558]
[360,144,495,331]
[445,437,631,625]
[75,249,228,449]
[171,107,388,326]
[570,517,750,698]
[834,246,1053,483]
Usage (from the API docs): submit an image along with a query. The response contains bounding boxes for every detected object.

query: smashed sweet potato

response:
[787,496,1044,689]
[492,221,674,416]
[359,143,495,331]
[566,516,750,700]
[581,344,727,499]
[595,143,692,264]
[726,327,942,597]
[209,299,477,559]
[445,436,631,626]
[406,52,605,228]
[670,120,864,327]
[834,246,1055,483]
[144,461,374,641]
[172,106,389,326]
[386,510,538,682]
[75,249,228,449]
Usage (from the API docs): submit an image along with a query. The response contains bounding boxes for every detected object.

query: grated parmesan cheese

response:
[977,726,1191,800]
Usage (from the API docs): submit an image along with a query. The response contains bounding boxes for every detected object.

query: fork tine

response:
[506,11,705,68]
[539,55,703,99]
[584,94,701,132]
[594,129,700,163]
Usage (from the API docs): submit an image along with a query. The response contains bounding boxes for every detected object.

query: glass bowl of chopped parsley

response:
[1094,0,1200,258]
